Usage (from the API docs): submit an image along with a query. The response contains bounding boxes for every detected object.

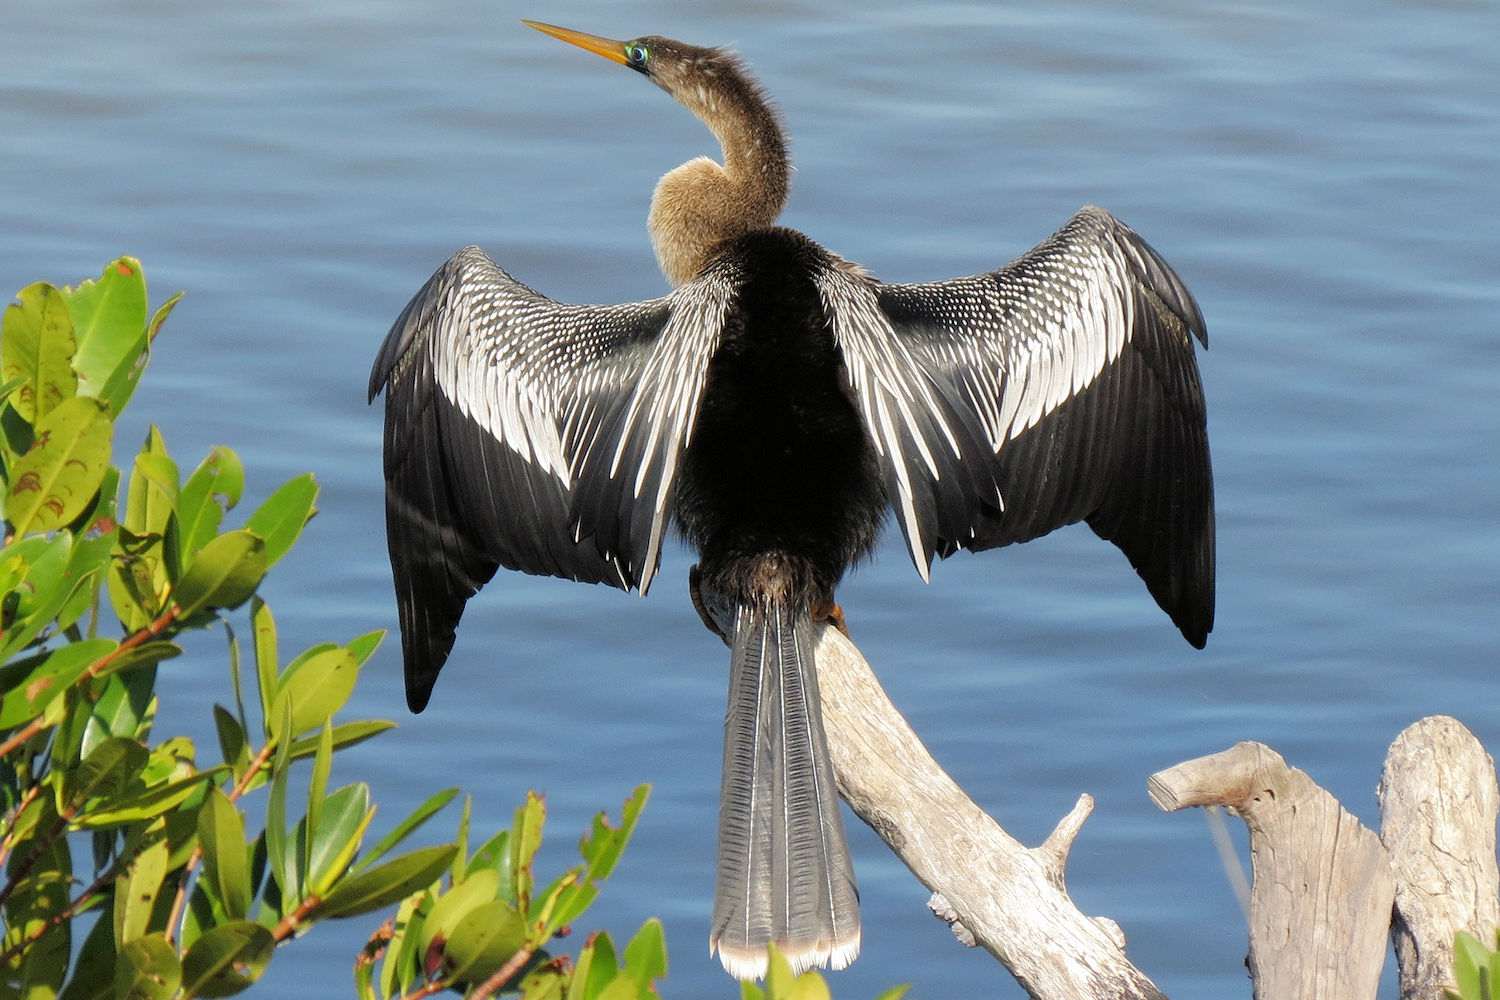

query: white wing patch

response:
[814,265,961,579]
[821,209,1151,578]
[605,275,735,587]
[420,246,738,592]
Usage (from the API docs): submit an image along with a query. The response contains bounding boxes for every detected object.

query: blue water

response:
[4,2,1497,996]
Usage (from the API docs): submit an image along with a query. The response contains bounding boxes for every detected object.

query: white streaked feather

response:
[820,207,1174,573]
[419,247,738,591]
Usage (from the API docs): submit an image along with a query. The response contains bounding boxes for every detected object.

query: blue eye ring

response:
[626,43,649,66]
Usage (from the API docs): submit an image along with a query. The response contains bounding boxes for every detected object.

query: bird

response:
[368,19,1214,982]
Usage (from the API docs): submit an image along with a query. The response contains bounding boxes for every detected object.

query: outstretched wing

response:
[369,246,739,709]
[816,206,1214,646]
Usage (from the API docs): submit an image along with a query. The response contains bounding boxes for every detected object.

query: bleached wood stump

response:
[813,624,1166,1000]
[1148,742,1396,999]
[1148,718,1499,1000]
[1380,717,1500,1000]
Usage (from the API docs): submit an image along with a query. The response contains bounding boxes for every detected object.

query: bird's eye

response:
[626,44,649,66]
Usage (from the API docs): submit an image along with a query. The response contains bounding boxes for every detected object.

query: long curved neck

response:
[649,69,789,286]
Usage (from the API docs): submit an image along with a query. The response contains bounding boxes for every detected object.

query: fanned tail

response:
[710,602,861,980]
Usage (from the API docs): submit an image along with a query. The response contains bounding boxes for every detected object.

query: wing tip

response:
[404,673,435,714]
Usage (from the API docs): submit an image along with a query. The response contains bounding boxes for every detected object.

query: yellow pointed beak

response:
[521,20,629,66]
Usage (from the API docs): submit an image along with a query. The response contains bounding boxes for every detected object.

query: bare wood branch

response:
[1379,715,1500,1000]
[813,624,1166,1000]
[1149,741,1395,1000]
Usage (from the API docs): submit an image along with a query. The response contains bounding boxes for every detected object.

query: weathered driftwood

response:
[1148,741,1396,1000]
[1150,719,1500,1000]
[1380,716,1500,1000]
[812,623,1166,1000]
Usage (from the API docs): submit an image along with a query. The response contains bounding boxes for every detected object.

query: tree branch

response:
[0,604,180,759]
[812,623,1165,1000]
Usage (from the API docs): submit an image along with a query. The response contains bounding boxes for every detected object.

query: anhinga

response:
[369,20,1214,982]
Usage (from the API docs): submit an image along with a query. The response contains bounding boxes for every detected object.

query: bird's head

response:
[522,20,752,122]
[522,19,788,286]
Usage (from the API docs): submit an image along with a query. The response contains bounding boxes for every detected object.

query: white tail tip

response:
[710,931,863,981]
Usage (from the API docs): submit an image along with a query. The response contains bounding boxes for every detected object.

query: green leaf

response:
[92,639,181,680]
[380,891,427,1000]
[519,969,566,1000]
[454,793,472,883]
[740,982,766,1000]
[346,629,384,667]
[59,734,148,812]
[54,515,118,634]
[0,531,74,658]
[100,285,178,417]
[0,373,25,404]
[510,791,545,911]
[173,529,266,618]
[63,256,148,410]
[2,281,77,424]
[580,784,650,881]
[594,975,640,1000]
[786,971,832,1000]
[318,843,458,919]
[243,473,318,568]
[60,904,117,1000]
[3,812,72,987]
[871,987,911,1000]
[468,830,509,880]
[0,637,114,728]
[566,938,598,1000]
[285,719,395,763]
[420,868,500,958]
[1456,931,1486,999]
[542,880,598,937]
[176,446,246,559]
[266,733,293,904]
[250,597,277,734]
[213,704,250,776]
[179,921,274,998]
[306,720,334,883]
[147,290,183,343]
[268,647,358,741]
[79,766,225,829]
[307,783,374,894]
[4,396,113,536]
[79,666,156,760]
[443,899,528,983]
[198,786,251,920]
[622,917,667,988]
[114,933,182,1000]
[114,828,170,945]
[354,786,457,874]
[224,620,249,738]
[579,933,619,1000]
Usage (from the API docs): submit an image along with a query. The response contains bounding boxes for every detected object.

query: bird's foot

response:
[812,597,851,638]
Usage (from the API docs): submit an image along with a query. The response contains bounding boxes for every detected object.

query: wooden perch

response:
[1149,742,1396,1000]
[812,623,1166,1000]
[1150,718,1500,1000]
[1380,716,1500,1000]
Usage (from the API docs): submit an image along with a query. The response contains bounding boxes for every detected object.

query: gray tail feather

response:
[710,602,861,980]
